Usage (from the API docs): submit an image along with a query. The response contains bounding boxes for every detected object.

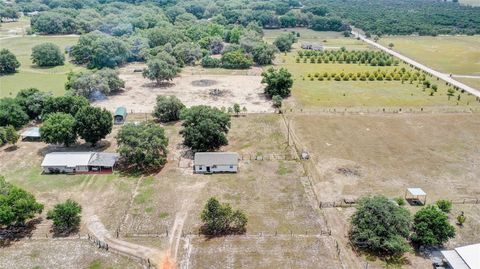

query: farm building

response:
[194,152,238,174]
[21,127,41,141]
[114,107,127,124]
[301,43,324,51]
[441,243,480,269]
[41,152,119,174]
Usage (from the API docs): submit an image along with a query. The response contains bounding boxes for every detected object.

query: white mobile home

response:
[194,152,238,174]
[41,152,119,174]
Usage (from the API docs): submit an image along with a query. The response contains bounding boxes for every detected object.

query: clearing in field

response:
[264,28,369,50]
[378,35,480,76]
[93,63,273,113]
[0,35,82,98]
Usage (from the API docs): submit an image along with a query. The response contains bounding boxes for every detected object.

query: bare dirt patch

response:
[93,63,273,113]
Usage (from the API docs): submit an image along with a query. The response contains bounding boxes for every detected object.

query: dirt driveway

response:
[93,64,274,113]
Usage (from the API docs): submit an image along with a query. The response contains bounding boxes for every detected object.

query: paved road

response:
[451,74,480,79]
[351,31,480,98]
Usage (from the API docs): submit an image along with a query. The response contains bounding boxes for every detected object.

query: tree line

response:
[305,0,480,36]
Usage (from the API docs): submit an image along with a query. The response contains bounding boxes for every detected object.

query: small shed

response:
[21,127,41,140]
[405,188,427,205]
[194,152,238,174]
[114,107,127,124]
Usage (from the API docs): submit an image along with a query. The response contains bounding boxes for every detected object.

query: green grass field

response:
[263,28,370,50]
[378,36,480,76]
[457,77,480,90]
[277,51,480,108]
[0,35,82,97]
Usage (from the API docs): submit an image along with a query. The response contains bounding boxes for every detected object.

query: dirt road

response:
[351,31,480,96]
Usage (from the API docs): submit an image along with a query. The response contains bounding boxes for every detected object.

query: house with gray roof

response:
[194,152,238,174]
[41,152,119,174]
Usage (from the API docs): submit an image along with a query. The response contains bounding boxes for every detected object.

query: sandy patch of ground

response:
[93,64,273,113]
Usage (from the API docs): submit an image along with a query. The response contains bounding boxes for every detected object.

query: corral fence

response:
[319,199,357,208]
[239,153,298,161]
[85,232,156,269]
[451,198,480,205]
[281,106,480,115]
[124,229,332,239]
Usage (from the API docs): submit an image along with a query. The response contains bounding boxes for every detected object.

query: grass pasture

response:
[0,17,30,37]
[0,35,82,97]
[263,28,369,50]
[276,52,480,108]
[378,35,480,76]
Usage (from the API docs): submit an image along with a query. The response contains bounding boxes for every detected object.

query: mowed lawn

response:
[264,28,370,50]
[378,36,480,76]
[278,52,480,108]
[0,35,82,97]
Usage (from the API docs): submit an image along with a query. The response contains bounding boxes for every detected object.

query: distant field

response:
[457,77,480,90]
[0,35,82,97]
[276,52,480,108]
[378,35,480,76]
[263,28,370,50]
[460,0,480,6]
[0,17,29,37]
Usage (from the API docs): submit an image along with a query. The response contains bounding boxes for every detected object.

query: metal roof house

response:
[194,152,238,174]
[114,107,127,124]
[21,127,41,140]
[441,243,480,269]
[41,152,119,174]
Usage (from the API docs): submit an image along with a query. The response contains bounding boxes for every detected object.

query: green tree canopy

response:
[65,69,124,98]
[273,33,296,52]
[40,112,77,147]
[200,197,247,236]
[0,98,29,128]
[0,176,44,227]
[0,49,21,74]
[70,31,130,69]
[173,42,202,66]
[143,52,181,85]
[411,205,455,247]
[15,88,51,119]
[47,199,82,235]
[220,50,253,69]
[31,43,65,67]
[75,106,113,146]
[41,95,89,118]
[252,43,278,65]
[261,67,293,98]
[116,123,169,172]
[180,105,231,151]
[153,95,185,122]
[350,195,412,256]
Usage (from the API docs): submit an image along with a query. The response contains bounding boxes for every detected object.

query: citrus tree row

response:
[297,48,398,66]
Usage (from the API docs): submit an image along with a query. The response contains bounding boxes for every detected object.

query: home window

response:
[198,166,202,170]
[212,165,217,168]
[230,165,233,169]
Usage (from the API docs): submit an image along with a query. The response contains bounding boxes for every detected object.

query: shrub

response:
[436,200,452,213]
[411,205,455,247]
[201,197,247,236]
[47,199,82,235]
[153,95,185,122]
[31,43,65,67]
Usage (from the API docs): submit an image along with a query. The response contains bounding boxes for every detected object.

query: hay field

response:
[378,36,480,76]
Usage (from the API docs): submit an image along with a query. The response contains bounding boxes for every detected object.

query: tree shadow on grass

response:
[0,217,43,247]
[142,81,175,89]
[50,226,79,238]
